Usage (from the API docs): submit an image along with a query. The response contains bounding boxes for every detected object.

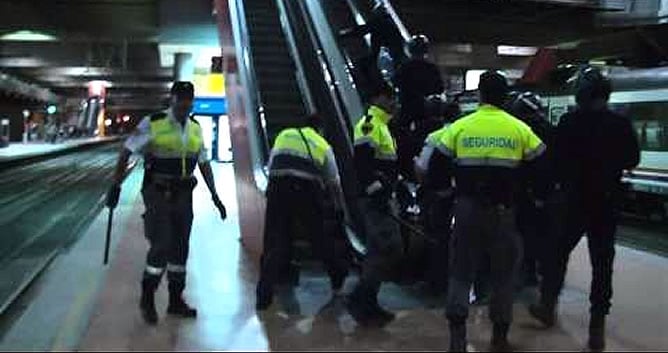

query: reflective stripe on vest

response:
[148,116,203,178]
[269,127,331,181]
[437,105,545,168]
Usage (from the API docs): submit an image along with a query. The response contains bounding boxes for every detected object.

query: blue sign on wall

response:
[192,97,227,115]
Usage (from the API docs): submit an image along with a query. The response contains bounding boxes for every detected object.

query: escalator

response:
[241,0,306,144]
[227,0,437,283]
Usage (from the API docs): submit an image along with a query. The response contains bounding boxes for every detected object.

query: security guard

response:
[255,114,348,311]
[345,83,402,327]
[106,81,227,325]
[529,67,640,351]
[426,71,545,351]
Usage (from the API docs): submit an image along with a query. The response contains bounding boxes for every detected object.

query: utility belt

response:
[457,186,513,210]
[143,171,197,200]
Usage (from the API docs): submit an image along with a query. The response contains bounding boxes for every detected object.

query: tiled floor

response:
[76,162,668,351]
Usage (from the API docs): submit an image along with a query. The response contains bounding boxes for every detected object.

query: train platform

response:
[0,162,667,351]
[0,136,120,166]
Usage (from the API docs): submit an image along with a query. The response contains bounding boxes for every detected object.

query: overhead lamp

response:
[1,30,57,42]
[46,105,57,115]
[497,45,538,57]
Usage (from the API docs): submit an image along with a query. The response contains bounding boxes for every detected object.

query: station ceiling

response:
[0,0,667,114]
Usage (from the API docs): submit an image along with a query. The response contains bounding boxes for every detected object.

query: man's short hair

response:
[171,81,195,99]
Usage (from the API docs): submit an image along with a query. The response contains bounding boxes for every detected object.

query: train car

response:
[545,88,668,222]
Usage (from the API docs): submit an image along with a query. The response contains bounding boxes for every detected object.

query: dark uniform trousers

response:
[353,196,403,303]
[516,194,549,284]
[257,176,348,297]
[421,189,454,292]
[540,189,617,316]
[446,196,522,325]
[141,179,195,294]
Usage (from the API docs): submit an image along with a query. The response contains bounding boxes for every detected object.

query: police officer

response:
[414,94,458,294]
[529,67,640,351]
[255,114,349,311]
[426,71,545,351]
[393,34,445,182]
[106,81,227,325]
[346,83,402,327]
[507,91,556,287]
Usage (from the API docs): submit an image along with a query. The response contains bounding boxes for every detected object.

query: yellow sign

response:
[193,73,225,97]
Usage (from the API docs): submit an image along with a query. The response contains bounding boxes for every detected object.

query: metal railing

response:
[228,0,272,189]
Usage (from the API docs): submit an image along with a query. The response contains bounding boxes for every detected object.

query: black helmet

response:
[509,91,545,119]
[478,70,509,107]
[171,81,195,99]
[573,66,611,107]
[424,93,445,117]
[406,34,430,58]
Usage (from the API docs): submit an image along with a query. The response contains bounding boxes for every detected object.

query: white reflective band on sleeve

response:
[145,266,164,275]
[524,143,547,161]
[436,144,455,157]
[167,263,186,273]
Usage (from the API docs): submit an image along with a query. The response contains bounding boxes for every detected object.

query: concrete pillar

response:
[174,52,194,81]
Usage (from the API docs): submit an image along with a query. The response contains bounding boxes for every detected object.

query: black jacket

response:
[554,107,640,200]
[394,58,444,126]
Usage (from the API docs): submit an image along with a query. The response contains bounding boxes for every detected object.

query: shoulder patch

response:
[189,116,200,125]
[150,112,167,121]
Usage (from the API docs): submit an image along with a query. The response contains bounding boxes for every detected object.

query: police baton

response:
[103,206,114,265]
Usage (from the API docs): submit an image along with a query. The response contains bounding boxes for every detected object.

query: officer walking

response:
[529,67,640,351]
[106,81,227,325]
[426,71,546,351]
[255,114,349,311]
[346,83,403,327]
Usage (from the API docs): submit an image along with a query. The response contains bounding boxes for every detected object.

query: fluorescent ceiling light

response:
[1,30,57,42]
[497,45,538,56]
[465,70,486,91]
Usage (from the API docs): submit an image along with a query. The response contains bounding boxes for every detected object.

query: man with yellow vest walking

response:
[346,83,403,328]
[106,81,227,325]
[255,114,348,311]
[425,71,545,351]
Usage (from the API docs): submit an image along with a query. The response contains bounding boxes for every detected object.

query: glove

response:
[106,185,121,209]
[365,180,384,197]
[212,195,227,220]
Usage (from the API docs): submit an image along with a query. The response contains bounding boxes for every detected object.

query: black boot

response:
[167,281,197,318]
[140,276,159,325]
[255,279,274,311]
[529,300,556,328]
[588,314,606,351]
[448,321,467,352]
[490,323,511,352]
[345,283,392,328]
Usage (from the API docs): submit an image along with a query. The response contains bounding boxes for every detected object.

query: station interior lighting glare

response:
[0,30,57,42]
[22,110,30,118]
[465,69,486,91]
[122,115,130,122]
[46,105,57,115]
[104,119,112,127]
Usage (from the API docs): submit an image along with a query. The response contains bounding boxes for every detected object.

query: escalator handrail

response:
[229,0,272,184]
